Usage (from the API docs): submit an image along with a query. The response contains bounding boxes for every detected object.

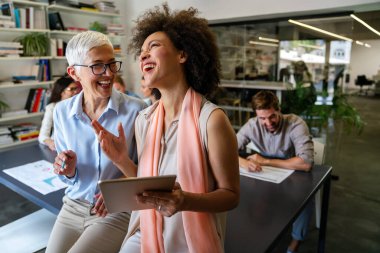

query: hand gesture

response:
[91,193,108,217]
[91,120,129,166]
[137,182,184,217]
[53,150,77,178]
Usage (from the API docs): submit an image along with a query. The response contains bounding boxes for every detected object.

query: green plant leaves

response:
[14,32,49,56]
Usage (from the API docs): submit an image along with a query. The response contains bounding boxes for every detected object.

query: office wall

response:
[123,0,380,93]
[349,39,380,90]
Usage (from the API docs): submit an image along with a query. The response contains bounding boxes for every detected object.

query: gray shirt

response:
[236,113,314,164]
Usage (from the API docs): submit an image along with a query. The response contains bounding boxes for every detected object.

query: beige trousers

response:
[45,196,130,253]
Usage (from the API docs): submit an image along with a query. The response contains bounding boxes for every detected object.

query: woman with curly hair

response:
[92,3,239,252]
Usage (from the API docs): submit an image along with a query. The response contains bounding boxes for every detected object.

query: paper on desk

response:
[4,160,67,195]
[239,166,294,184]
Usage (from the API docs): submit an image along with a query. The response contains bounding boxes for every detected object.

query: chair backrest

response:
[312,139,326,165]
[356,75,373,86]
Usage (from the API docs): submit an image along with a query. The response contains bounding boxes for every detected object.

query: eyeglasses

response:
[65,87,79,92]
[73,61,122,75]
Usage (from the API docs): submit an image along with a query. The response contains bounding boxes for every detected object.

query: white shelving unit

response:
[0,1,125,150]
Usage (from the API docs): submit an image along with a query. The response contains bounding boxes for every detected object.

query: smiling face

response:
[67,44,116,100]
[60,82,80,100]
[139,31,186,89]
[256,108,281,133]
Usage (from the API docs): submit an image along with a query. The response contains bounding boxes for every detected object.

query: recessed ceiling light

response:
[355,40,371,48]
[355,40,364,45]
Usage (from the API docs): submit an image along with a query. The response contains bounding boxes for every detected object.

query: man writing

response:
[237,90,314,253]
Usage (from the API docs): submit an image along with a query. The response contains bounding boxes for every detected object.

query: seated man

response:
[237,90,314,253]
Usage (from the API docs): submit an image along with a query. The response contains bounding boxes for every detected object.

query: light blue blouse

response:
[53,89,146,204]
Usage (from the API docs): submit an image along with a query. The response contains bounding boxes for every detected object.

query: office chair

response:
[355,75,374,95]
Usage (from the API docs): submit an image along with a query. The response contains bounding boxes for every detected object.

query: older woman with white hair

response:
[45,31,145,253]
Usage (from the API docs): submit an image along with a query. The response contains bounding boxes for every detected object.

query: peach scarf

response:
[139,88,222,253]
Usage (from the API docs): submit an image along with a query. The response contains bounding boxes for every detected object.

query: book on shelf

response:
[19,8,26,29]
[95,1,119,14]
[0,41,23,57]
[31,88,43,113]
[0,19,16,28]
[12,76,37,81]
[16,130,39,141]
[24,88,49,113]
[37,59,51,81]
[0,41,22,48]
[0,134,14,145]
[0,126,14,145]
[0,2,14,20]
[26,7,34,29]
[50,38,57,57]
[80,7,98,12]
[13,7,20,28]
[35,8,46,29]
[1,109,28,118]
[9,123,39,142]
[57,38,63,56]
[48,12,65,30]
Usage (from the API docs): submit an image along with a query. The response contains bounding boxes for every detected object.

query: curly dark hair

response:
[128,3,221,97]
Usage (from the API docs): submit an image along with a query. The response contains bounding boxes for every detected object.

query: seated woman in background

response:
[38,75,79,151]
[140,76,161,105]
[114,74,141,98]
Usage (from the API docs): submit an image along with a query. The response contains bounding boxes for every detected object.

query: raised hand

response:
[92,120,129,164]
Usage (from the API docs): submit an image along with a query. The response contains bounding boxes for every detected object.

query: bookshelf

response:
[0,1,125,150]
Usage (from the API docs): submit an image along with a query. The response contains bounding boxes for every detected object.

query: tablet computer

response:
[98,175,176,213]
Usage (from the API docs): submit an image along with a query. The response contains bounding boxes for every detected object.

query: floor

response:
[1,94,380,253]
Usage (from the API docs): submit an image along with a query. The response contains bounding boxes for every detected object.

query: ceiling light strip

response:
[350,14,380,37]
[288,19,353,42]
[249,41,279,47]
[355,40,364,45]
[297,43,324,50]
[258,36,279,43]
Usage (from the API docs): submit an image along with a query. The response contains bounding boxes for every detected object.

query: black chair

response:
[355,75,374,95]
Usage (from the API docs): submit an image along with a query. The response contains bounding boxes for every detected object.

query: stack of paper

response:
[239,166,294,184]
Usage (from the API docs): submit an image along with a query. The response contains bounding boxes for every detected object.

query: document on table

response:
[239,166,294,184]
[4,160,67,195]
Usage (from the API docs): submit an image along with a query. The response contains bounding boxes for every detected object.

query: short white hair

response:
[66,31,113,66]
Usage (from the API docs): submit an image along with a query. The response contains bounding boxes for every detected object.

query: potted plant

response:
[89,21,107,34]
[0,93,9,117]
[14,32,49,56]
[282,82,365,136]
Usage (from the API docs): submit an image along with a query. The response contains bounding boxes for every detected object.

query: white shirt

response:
[38,102,56,145]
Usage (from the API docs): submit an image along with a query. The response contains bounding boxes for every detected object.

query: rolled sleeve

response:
[290,119,314,164]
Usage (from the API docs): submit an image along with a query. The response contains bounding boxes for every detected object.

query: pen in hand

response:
[54,150,77,177]
[61,161,66,171]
